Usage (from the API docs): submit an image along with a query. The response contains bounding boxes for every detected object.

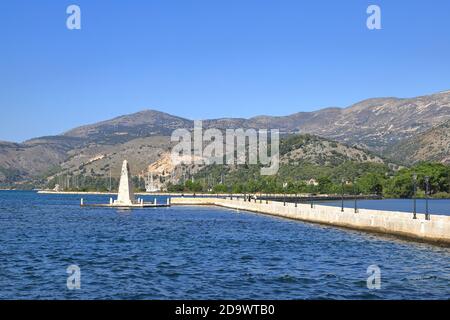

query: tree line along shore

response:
[28,162,449,199]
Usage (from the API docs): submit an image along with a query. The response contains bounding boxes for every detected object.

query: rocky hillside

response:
[64,110,191,144]
[279,135,386,166]
[55,136,172,179]
[238,91,450,151]
[0,136,82,181]
[192,134,393,190]
[0,90,449,184]
[385,120,450,165]
[0,111,185,183]
[39,90,450,152]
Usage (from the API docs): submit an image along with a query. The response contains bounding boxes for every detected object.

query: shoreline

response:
[31,190,450,200]
[35,190,382,200]
[36,190,234,196]
[35,190,378,196]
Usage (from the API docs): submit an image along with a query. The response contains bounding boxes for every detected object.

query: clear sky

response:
[1,0,450,142]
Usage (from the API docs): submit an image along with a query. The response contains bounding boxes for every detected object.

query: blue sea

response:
[317,198,450,216]
[0,191,449,299]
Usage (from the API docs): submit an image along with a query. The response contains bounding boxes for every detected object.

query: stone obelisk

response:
[115,160,137,205]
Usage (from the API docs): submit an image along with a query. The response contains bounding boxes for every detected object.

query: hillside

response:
[58,90,450,153]
[0,137,83,181]
[385,120,450,165]
[279,134,385,166]
[0,90,449,184]
[188,134,392,191]
[56,136,171,179]
[203,91,450,151]
[64,110,192,143]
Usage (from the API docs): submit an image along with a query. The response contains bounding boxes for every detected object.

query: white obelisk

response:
[115,160,137,205]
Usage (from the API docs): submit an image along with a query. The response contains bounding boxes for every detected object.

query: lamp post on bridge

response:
[353,179,358,213]
[412,173,417,219]
[425,176,430,220]
[341,178,345,212]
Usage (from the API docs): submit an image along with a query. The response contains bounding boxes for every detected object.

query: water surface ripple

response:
[0,191,449,299]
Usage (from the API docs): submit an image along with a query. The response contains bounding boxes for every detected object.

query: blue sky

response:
[1,0,450,142]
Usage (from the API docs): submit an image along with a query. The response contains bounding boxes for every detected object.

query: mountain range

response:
[0,90,449,184]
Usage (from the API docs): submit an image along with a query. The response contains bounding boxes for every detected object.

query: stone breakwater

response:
[171,197,450,245]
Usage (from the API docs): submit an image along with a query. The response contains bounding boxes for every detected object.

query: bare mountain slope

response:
[0,136,83,181]
[61,91,449,151]
[64,110,192,144]
[57,136,171,178]
[385,120,450,165]
[239,93,450,151]
[0,90,449,183]
[53,91,450,151]
[202,91,450,151]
